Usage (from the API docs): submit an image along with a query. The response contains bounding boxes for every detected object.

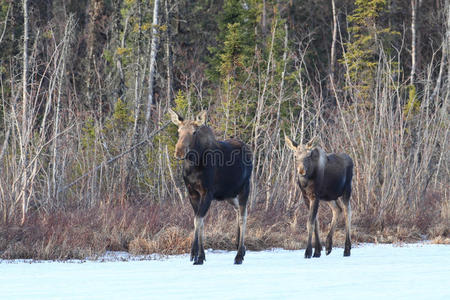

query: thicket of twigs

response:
[0,1,448,259]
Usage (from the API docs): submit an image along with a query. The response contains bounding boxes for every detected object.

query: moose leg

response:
[226,198,241,249]
[235,186,249,264]
[305,198,319,259]
[191,216,205,264]
[313,217,322,257]
[235,212,241,250]
[190,191,212,265]
[188,190,201,263]
[342,198,352,257]
[234,204,247,264]
[326,200,342,255]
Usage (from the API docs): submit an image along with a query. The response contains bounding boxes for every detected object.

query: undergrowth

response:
[1,195,448,260]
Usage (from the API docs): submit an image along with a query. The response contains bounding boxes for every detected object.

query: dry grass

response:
[1,194,447,260]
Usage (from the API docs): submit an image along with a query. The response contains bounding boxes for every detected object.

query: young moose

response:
[285,136,353,258]
[169,109,252,265]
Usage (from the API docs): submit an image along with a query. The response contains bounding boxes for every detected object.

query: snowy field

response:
[1,243,449,300]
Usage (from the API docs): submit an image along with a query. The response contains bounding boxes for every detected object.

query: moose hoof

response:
[193,256,205,265]
[234,246,245,264]
[326,240,332,255]
[190,253,196,262]
[344,244,351,257]
[193,259,204,265]
[190,249,198,262]
[313,244,322,258]
[234,256,244,265]
[304,248,312,259]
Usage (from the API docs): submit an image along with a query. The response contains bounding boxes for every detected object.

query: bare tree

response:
[51,17,74,202]
[20,0,30,224]
[431,0,449,100]
[165,0,173,108]
[262,0,267,35]
[330,0,338,88]
[0,1,12,164]
[145,0,160,135]
[86,0,105,111]
[410,0,417,84]
[446,0,450,87]
[0,2,11,45]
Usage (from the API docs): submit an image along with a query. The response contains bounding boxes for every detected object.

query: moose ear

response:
[285,136,298,151]
[306,136,317,150]
[195,110,207,126]
[310,148,320,161]
[168,108,183,126]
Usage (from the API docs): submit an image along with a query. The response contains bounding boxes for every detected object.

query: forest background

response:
[0,0,448,259]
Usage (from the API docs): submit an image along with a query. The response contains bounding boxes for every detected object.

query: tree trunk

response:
[330,0,338,87]
[21,0,29,225]
[446,0,450,88]
[262,0,266,36]
[165,0,173,108]
[51,17,72,202]
[145,0,160,135]
[0,2,11,45]
[410,0,417,85]
[431,0,448,100]
[86,0,106,113]
[276,22,288,130]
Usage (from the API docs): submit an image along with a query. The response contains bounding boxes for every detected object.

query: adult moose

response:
[168,109,252,265]
[285,136,353,258]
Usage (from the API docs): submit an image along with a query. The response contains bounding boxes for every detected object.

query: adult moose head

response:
[168,108,252,265]
[169,109,208,160]
[285,135,353,258]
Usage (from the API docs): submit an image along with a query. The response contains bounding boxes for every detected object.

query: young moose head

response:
[285,136,319,177]
[168,108,207,159]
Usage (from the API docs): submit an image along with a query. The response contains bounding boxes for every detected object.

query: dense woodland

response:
[0,0,448,259]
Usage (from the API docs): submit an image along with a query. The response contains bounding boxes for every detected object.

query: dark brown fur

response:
[285,136,353,258]
[169,109,252,265]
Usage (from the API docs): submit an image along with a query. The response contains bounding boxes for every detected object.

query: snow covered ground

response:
[1,243,449,300]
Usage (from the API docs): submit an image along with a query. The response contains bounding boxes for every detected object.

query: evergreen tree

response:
[208,0,257,82]
[341,0,398,100]
[206,0,259,138]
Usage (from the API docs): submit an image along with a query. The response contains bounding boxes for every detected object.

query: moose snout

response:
[298,167,306,176]
[174,151,184,159]
[175,147,187,160]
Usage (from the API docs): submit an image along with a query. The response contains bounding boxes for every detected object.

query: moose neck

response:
[186,125,218,166]
[195,126,217,149]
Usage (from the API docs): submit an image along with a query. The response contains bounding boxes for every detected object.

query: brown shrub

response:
[1,194,448,260]
[129,226,191,255]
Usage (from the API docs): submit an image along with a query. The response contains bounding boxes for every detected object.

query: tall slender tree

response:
[20,0,29,224]
[330,0,338,88]
[410,0,417,85]
[145,0,160,135]
[165,0,173,108]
